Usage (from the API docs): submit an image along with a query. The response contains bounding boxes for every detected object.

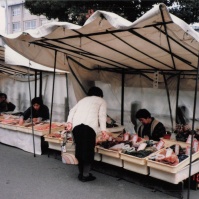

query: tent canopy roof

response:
[0,45,68,76]
[1,3,199,75]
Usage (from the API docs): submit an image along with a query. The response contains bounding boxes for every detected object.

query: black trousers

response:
[73,124,96,164]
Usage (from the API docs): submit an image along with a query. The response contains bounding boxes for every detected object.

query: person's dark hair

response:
[0,93,7,99]
[136,109,151,119]
[31,97,43,105]
[87,86,103,97]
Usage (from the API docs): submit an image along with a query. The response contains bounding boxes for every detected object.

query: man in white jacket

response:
[66,86,109,182]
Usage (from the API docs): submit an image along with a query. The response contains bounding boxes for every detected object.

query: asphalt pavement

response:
[0,143,198,199]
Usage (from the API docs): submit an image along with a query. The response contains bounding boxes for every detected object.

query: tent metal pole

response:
[34,70,37,97]
[39,71,42,98]
[175,73,181,126]
[28,67,35,157]
[121,71,125,125]
[67,57,87,94]
[163,73,173,132]
[49,51,57,135]
[187,59,199,199]
[65,73,69,121]
[159,4,176,70]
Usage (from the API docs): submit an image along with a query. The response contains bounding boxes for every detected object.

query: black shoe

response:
[80,173,96,182]
[78,174,83,180]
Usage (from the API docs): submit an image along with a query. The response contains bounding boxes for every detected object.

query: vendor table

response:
[0,127,42,155]
[44,125,125,160]
[0,123,64,155]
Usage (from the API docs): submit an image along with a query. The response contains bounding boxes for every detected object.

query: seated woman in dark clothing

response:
[135,109,166,141]
[0,93,16,113]
[19,97,49,125]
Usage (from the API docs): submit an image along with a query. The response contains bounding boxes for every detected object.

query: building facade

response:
[3,0,56,34]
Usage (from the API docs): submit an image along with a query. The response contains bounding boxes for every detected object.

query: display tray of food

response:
[106,125,125,133]
[119,138,164,175]
[0,122,18,130]
[94,146,101,161]
[44,134,63,144]
[96,146,121,158]
[17,122,65,136]
[149,159,199,184]
[0,115,20,130]
[46,130,74,152]
[147,139,199,173]
[120,139,161,165]
[96,141,124,166]
[120,151,154,165]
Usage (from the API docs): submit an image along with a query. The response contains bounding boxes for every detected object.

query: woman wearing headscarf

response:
[19,97,49,125]
[0,93,16,113]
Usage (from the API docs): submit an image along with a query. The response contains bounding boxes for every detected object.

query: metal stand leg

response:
[180,181,184,199]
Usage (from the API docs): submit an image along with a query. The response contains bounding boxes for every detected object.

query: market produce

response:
[33,123,58,131]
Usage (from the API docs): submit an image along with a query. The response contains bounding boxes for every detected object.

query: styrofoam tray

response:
[123,161,149,175]
[106,125,124,133]
[16,125,64,136]
[0,123,18,131]
[94,153,101,161]
[147,149,199,173]
[120,152,147,165]
[44,136,63,144]
[101,155,123,167]
[48,142,61,151]
[150,159,199,184]
[96,146,120,158]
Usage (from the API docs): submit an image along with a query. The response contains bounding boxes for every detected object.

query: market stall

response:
[0,115,64,155]
[95,136,199,187]
[1,3,199,196]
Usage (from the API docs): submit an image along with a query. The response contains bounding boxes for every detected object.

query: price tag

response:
[156,140,165,150]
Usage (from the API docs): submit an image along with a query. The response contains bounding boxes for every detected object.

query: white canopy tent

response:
[1,3,199,194]
[1,3,199,72]
[1,3,199,127]
[4,45,68,74]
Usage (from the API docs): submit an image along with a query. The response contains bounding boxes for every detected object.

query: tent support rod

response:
[111,32,173,70]
[163,73,173,131]
[67,57,88,95]
[0,64,31,75]
[187,57,199,199]
[28,67,35,157]
[159,4,176,70]
[191,68,199,130]
[154,26,198,59]
[49,50,57,135]
[175,73,181,126]
[128,30,192,68]
[42,39,127,69]
[121,71,125,125]
[65,73,69,121]
[35,70,37,97]
[72,29,158,70]
[67,56,154,82]
[39,71,42,98]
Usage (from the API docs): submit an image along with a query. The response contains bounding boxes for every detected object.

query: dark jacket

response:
[23,104,50,121]
[137,117,166,141]
[0,101,16,112]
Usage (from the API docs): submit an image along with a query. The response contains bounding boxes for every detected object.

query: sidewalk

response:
[0,143,198,199]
